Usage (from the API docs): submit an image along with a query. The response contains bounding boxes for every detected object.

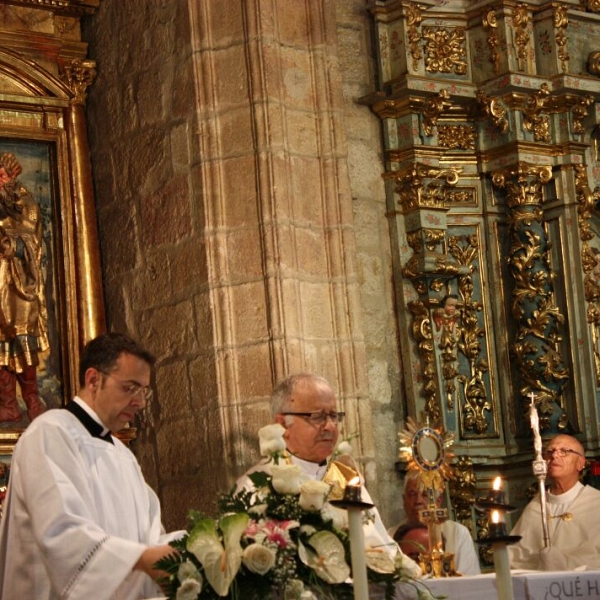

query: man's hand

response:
[134,544,177,579]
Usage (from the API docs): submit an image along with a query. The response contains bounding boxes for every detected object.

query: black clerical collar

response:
[65,401,114,444]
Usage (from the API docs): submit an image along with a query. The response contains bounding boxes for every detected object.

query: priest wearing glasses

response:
[0,332,183,600]
[236,373,422,579]
[509,434,600,571]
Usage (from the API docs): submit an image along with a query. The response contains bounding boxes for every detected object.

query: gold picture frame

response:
[0,47,105,452]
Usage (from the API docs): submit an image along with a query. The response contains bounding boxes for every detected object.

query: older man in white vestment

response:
[0,332,182,600]
[509,434,600,571]
[388,470,481,576]
[236,373,422,580]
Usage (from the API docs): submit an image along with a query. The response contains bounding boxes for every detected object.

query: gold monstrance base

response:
[418,548,459,578]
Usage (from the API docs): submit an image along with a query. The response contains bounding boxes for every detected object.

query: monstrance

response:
[398,417,457,577]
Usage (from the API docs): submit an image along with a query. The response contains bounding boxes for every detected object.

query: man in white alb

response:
[388,470,481,576]
[236,373,422,579]
[509,434,600,571]
[0,332,182,599]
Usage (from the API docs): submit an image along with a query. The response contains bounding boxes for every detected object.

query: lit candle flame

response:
[492,510,500,524]
[348,476,360,486]
[493,476,502,491]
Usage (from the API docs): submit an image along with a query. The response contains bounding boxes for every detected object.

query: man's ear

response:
[85,367,100,391]
[275,413,286,427]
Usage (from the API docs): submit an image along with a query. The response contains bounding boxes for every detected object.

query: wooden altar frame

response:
[0,46,105,453]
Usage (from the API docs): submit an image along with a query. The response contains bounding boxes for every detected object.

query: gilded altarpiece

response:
[0,0,105,464]
[364,0,600,563]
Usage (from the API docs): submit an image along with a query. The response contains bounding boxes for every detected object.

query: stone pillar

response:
[189,0,372,477]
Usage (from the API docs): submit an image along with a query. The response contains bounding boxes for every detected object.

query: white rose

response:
[176,578,202,600]
[336,440,353,456]
[177,560,203,584]
[299,480,330,511]
[242,543,277,575]
[258,424,287,456]
[248,503,267,517]
[271,463,302,494]
[320,503,347,530]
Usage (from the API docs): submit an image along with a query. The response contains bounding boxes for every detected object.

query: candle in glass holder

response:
[344,476,362,503]
[489,509,508,538]
[488,476,505,504]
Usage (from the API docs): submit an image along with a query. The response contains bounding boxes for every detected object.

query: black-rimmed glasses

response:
[280,411,345,426]
[541,447,583,460]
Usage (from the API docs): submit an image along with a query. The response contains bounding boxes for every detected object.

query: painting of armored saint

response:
[0,140,62,427]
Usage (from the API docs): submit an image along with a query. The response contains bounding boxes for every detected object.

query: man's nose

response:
[322,416,337,430]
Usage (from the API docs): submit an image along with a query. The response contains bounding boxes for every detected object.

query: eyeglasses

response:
[100,371,153,402]
[280,411,345,426]
[542,447,584,460]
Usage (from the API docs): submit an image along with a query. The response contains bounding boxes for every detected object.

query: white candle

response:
[492,542,514,600]
[347,506,369,600]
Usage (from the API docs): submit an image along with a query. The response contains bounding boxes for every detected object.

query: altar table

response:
[396,569,600,600]
[148,569,600,600]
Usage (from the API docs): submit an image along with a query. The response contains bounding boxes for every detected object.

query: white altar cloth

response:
[148,569,600,600]
[397,569,600,600]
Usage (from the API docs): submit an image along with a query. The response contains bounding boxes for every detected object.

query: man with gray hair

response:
[237,373,421,578]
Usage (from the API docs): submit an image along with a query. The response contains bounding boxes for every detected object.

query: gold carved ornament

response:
[553,5,569,73]
[422,89,452,137]
[422,26,468,75]
[437,125,476,150]
[448,236,492,435]
[512,4,531,72]
[405,2,424,71]
[571,95,594,135]
[575,165,600,386]
[448,455,477,527]
[522,83,551,144]
[588,52,600,76]
[407,300,441,422]
[59,58,97,104]
[482,8,501,75]
[432,294,460,410]
[476,89,509,134]
[392,161,460,212]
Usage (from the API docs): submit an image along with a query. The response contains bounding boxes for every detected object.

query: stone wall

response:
[82,0,405,531]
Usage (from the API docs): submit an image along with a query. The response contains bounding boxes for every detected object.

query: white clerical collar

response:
[289,453,329,479]
[548,481,584,504]
[73,396,111,437]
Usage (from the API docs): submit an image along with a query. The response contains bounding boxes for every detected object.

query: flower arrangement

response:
[157,425,435,600]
